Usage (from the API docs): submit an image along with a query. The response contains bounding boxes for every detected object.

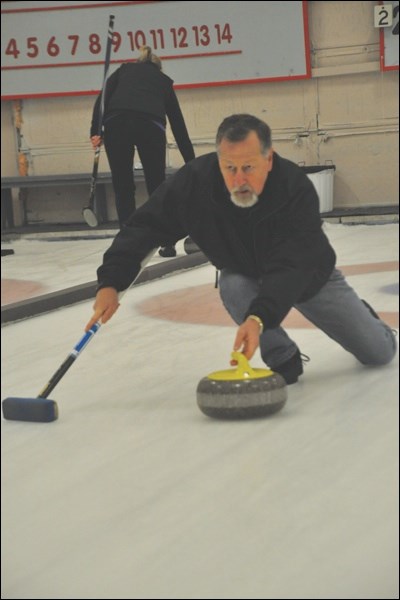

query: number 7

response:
[68,35,79,55]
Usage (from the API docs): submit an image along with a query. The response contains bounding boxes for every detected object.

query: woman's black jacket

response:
[90,62,194,163]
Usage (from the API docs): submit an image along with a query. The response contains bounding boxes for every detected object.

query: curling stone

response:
[197,352,287,420]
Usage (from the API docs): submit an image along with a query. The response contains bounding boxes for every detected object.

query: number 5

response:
[27,37,39,58]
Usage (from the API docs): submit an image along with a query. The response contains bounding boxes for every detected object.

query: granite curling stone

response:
[197,352,287,420]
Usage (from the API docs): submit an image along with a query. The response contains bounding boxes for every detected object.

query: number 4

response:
[5,38,20,59]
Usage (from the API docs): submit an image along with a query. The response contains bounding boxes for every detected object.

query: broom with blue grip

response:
[2,251,156,423]
[2,323,102,422]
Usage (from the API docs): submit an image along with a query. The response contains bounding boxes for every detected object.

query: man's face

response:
[218,131,273,208]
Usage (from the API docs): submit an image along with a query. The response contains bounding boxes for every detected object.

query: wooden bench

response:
[1,167,177,229]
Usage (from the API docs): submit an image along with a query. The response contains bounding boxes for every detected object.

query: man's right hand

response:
[85,287,120,331]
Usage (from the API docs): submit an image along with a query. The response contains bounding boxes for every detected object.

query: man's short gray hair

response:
[216,114,272,154]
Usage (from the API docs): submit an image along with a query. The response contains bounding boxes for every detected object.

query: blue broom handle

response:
[38,249,156,399]
[72,321,101,356]
[38,323,101,398]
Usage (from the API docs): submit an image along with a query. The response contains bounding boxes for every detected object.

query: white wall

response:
[1,1,398,225]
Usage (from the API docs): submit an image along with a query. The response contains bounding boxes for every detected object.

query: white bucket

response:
[306,169,334,213]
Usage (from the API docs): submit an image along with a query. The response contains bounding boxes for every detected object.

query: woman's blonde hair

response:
[138,46,162,70]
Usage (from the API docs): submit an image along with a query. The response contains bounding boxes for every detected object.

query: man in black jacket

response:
[85,114,396,383]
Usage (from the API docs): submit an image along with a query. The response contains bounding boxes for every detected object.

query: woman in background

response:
[90,46,195,257]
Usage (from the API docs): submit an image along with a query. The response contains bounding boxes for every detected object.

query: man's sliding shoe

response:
[158,246,177,258]
[183,237,200,255]
[272,350,309,385]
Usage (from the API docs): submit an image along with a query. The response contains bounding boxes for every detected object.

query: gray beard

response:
[230,190,259,208]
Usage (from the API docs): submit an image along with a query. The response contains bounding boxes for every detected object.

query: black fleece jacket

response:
[90,62,195,163]
[97,152,336,330]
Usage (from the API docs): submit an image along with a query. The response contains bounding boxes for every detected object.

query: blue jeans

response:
[218,268,397,369]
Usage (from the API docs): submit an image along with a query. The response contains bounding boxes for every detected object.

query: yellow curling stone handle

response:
[207,352,274,381]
